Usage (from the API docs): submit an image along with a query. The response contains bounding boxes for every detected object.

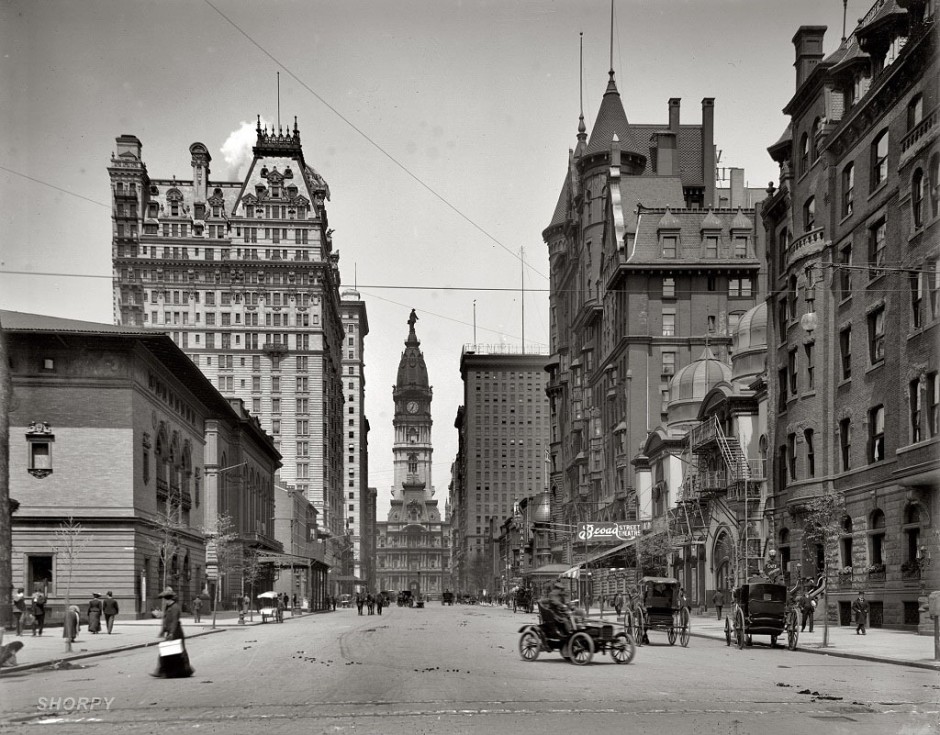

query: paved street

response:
[1,605,936,734]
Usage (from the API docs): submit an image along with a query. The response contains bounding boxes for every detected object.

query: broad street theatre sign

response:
[577,521,651,543]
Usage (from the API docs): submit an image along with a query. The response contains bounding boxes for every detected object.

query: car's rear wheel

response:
[610,632,635,664]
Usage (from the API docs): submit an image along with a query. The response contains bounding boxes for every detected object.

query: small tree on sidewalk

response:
[241,547,265,622]
[151,505,184,594]
[801,487,846,648]
[53,517,88,653]
[204,513,238,629]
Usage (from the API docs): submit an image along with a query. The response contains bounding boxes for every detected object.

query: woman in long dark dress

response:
[87,592,103,634]
[151,587,194,678]
[63,605,80,642]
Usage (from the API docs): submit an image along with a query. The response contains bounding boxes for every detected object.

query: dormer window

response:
[662,235,677,258]
[704,235,718,258]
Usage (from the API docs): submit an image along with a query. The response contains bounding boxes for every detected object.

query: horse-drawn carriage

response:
[518,602,636,666]
[624,576,690,647]
[725,580,799,650]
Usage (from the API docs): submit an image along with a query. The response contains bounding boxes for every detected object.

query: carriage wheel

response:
[610,632,636,664]
[667,625,677,645]
[787,610,800,651]
[734,610,746,650]
[724,617,732,647]
[568,632,594,666]
[679,608,691,647]
[632,606,645,646]
[518,630,541,662]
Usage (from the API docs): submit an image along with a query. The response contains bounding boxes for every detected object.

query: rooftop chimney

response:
[668,98,681,132]
[792,26,827,90]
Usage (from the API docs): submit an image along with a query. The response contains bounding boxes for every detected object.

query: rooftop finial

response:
[578,32,586,136]
[609,0,615,77]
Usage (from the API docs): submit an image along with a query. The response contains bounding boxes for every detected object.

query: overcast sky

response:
[1,0,853,518]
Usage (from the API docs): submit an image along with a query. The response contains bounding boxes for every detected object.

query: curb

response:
[1,627,228,675]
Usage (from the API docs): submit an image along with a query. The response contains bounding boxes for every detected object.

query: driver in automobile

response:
[540,581,573,639]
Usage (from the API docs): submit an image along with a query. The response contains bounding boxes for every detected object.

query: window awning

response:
[569,538,639,572]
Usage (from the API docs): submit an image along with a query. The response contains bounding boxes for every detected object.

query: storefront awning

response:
[569,538,639,572]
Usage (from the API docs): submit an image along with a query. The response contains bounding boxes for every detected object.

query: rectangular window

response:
[868,306,885,364]
[662,351,676,375]
[788,349,798,394]
[705,236,718,258]
[662,236,677,258]
[787,433,797,480]
[804,342,814,390]
[804,428,815,477]
[272,398,280,413]
[662,308,676,336]
[842,162,855,217]
[911,273,924,329]
[840,326,852,380]
[839,418,851,471]
[869,405,885,463]
[778,368,789,411]
[868,218,886,269]
[733,236,747,258]
[928,373,939,438]
[27,555,54,596]
[871,131,888,191]
[910,379,922,444]
[839,242,852,296]
[662,278,675,298]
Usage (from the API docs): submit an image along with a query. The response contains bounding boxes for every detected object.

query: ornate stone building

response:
[762,0,938,630]
[374,313,450,598]
[108,119,352,580]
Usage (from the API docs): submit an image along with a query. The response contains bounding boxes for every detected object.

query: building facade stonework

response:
[108,120,350,580]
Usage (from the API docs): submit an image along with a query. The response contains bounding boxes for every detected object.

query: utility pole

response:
[0,315,12,631]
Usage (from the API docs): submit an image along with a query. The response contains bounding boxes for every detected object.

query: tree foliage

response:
[801,488,846,571]
[53,517,88,607]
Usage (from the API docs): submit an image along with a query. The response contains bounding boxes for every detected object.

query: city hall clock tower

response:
[391,309,436,510]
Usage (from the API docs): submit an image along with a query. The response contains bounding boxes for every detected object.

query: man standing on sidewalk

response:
[852,591,870,635]
[102,591,119,634]
[711,589,724,620]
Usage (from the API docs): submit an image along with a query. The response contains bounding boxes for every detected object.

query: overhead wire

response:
[200,0,548,282]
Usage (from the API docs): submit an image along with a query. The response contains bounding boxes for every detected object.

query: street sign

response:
[576,521,650,543]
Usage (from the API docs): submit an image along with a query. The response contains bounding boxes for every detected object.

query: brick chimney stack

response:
[792,26,827,90]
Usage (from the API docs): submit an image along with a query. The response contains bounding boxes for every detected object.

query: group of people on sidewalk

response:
[11,588,47,636]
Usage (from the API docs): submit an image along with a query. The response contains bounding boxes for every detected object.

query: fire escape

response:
[683,416,765,582]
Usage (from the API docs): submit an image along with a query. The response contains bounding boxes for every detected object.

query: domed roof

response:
[731,302,767,382]
[532,491,551,524]
[731,208,753,230]
[669,347,732,403]
[658,208,681,230]
[700,209,722,231]
[733,302,767,353]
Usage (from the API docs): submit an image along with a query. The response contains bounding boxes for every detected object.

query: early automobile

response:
[518,601,636,666]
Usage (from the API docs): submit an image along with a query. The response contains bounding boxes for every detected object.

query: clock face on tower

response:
[406,401,419,414]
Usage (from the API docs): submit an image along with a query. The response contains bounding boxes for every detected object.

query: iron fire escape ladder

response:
[714,418,750,483]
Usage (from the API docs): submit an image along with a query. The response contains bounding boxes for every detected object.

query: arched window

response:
[869,509,886,566]
[871,130,889,191]
[841,516,854,568]
[803,196,816,231]
[912,168,925,228]
[812,117,824,161]
[799,132,809,175]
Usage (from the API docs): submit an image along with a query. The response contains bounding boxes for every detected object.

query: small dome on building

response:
[700,209,722,231]
[670,347,731,403]
[658,208,681,230]
[731,302,767,383]
[532,491,552,524]
[730,208,753,230]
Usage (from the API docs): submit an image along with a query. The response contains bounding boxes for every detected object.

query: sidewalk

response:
[0,608,327,675]
[587,607,940,670]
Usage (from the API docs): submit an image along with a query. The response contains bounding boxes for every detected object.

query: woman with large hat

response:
[151,587,194,678]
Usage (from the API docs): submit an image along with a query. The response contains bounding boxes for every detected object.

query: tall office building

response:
[108,119,348,573]
[451,347,551,592]
[340,289,370,585]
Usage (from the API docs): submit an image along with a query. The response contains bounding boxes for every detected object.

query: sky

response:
[1,0,854,518]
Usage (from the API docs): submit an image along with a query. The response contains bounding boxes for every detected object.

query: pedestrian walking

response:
[30,590,46,636]
[87,592,103,634]
[356,594,364,615]
[12,588,26,636]
[63,604,80,643]
[613,592,624,617]
[377,594,383,615]
[800,593,815,633]
[102,591,120,633]
[852,591,870,635]
[191,595,202,624]
[712,589,725,620]
[366,593,375,615]
[151,587,194,678]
